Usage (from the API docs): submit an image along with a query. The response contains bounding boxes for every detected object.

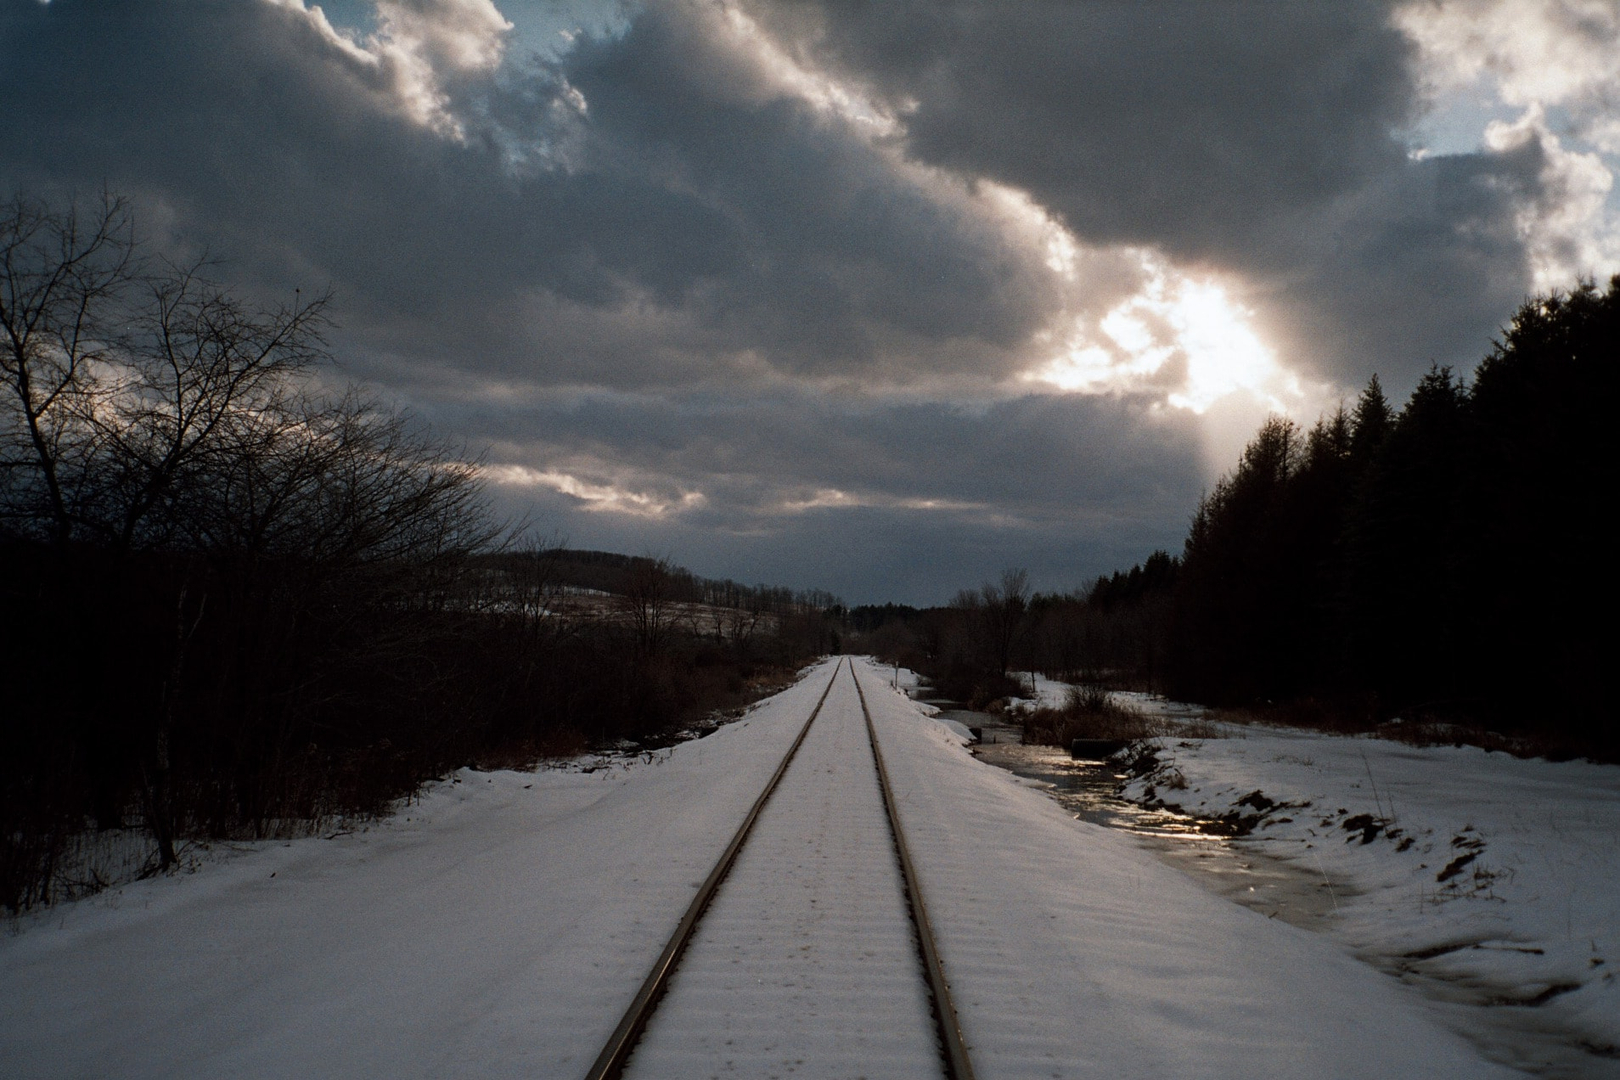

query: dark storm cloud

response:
[1265,142,1545,383]
[751,0,1545,388]
[2,0,1557,395]
[2,0,1163,598]
[758,1,1414,251]
[0,0,1054,388]
[555,10,1058,369]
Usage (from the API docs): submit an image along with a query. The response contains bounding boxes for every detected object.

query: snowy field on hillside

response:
[0,657,1583,1078]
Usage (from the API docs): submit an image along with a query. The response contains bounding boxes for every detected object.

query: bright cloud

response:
[712,3,902,135]
[266,0,511,137]
[1396,0,1620,286]
[775,488,985,514]
[1483,106,1619,290]
[1396,0,1620,111]
[483,463,706,518]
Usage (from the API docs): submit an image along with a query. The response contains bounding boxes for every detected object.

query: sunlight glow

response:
[1027,256,1307,415]
[1166,281,1296,412]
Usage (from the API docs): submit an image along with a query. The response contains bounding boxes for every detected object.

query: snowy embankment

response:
[1,657,1520,1078]
[1118,723,1620,1066]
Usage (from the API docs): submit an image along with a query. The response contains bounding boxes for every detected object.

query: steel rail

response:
[852,665,978,1080]
[582,656,846,1080]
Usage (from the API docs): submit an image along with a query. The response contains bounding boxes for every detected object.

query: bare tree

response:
[0,191,135,543]
[981,567,1030,676]
[2,190,506,882]
[0,193,335,556]
[707,601,763,660]
[618,555,678,659]
[98,264,331,553]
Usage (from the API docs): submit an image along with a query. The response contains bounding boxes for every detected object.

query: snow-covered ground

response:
[1003,672,1209,727]
[1116,721,1620,1075]
[1003,670,1072,712]
[0,657,1551,1078]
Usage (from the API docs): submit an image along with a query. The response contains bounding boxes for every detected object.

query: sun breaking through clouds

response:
[1027,257,1314,414]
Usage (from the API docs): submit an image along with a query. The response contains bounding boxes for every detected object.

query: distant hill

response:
[478,548,842,613]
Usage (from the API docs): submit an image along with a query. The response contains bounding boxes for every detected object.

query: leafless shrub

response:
[617,556,680,659]
[1175,716,1224,740]
[1021,684,1163,746]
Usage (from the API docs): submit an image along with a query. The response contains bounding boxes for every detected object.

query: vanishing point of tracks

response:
[584,657,976,1080]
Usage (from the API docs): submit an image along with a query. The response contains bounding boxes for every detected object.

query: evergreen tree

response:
[1169,417,1301,702]
[1460,277,1618,742]
[1348,374,1392,471]
[1283,408,1354,691]
[1344,366,1471,710]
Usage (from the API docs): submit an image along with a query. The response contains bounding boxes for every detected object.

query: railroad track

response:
[584,656,976,1080]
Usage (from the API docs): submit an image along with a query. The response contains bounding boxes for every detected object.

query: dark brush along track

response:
[582,656,976,1080]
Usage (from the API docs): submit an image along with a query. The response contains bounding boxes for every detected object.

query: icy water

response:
[931,705,1349,931]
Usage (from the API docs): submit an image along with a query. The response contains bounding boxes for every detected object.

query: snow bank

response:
[1118,723,1620,1064]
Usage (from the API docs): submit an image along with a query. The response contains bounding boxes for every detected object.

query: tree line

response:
[0,192,836,910]
[855,277,1615,754]
[525,547,844,616]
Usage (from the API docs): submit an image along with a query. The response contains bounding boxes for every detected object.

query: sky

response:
[4,0,1617,604]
